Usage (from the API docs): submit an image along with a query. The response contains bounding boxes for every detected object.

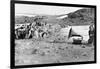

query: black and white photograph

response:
[11,1,96,68]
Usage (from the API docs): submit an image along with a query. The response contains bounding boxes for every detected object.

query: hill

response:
[15,8,95,26]
[60,8,95,26]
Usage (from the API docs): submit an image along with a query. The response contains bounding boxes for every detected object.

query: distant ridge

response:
[15,8,95,26]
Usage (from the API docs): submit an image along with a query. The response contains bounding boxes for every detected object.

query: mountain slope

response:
[15,8,95,26]
[60,8,95,26]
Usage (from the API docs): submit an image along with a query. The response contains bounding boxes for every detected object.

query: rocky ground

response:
[15,39,94,66]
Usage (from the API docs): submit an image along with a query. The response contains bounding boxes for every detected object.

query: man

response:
[17,26,26,39]
[88,24,95,45]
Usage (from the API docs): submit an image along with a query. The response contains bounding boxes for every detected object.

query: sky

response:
[15,4,83,16]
